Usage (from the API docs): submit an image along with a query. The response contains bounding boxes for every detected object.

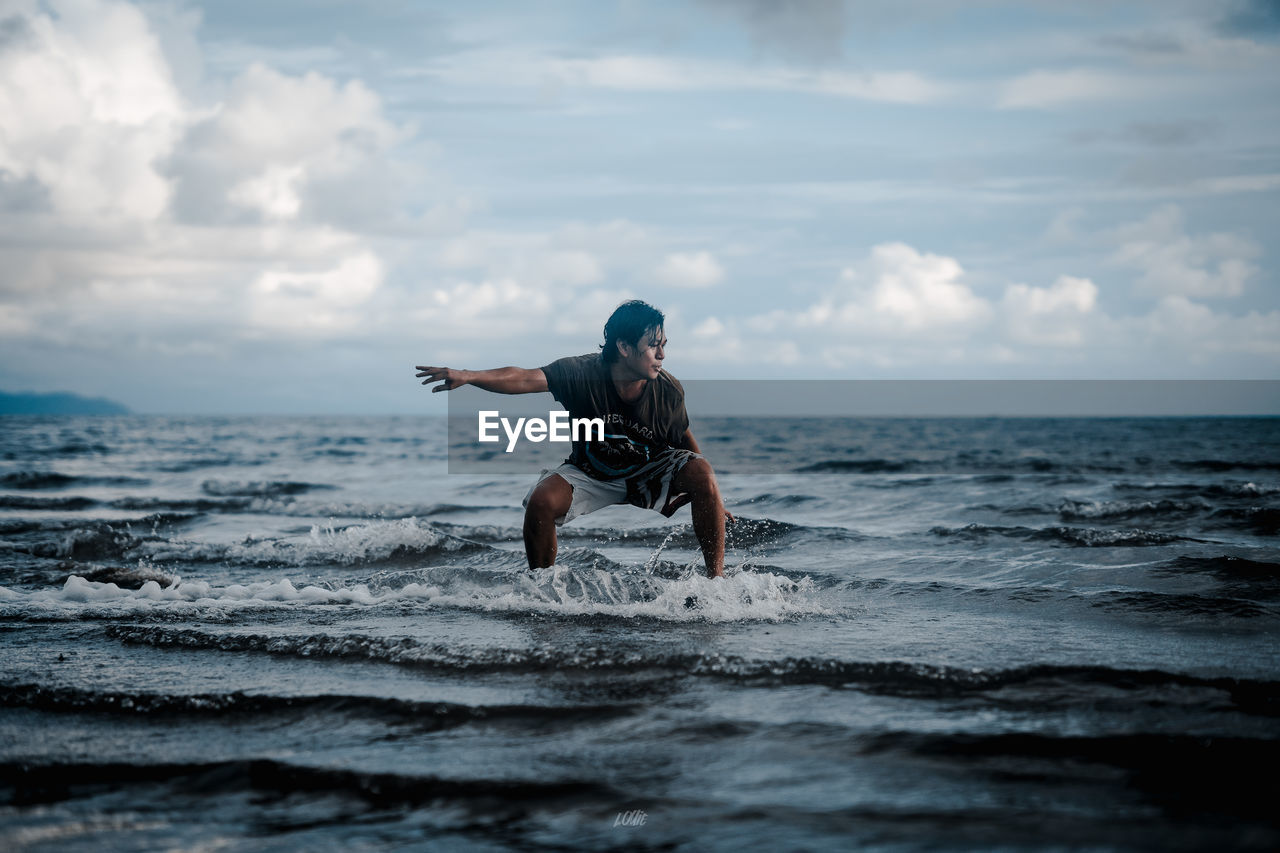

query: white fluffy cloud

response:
[683,235,1276,373]
[0,0,402,349]
[1002,275,1098,346]
[656,251,725,287]
[830,242,991,334]
[1132,296,1280,358]
[1109,205,1259,298]
[251,251,383,335]
[0,0,183,221]
[178,63,401,224]
[677,243,1000,369]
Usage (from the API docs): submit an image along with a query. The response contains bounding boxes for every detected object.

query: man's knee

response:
[525,475,572,521]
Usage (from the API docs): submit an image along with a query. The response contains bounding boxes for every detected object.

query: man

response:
[415,300,733,578]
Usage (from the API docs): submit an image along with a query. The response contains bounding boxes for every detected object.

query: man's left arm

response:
[676,428,701,454]
[661,428,733,524]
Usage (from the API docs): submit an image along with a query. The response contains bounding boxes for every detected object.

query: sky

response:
[0,0,1277,414]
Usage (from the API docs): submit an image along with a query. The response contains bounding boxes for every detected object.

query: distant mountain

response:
[0,391,131,415]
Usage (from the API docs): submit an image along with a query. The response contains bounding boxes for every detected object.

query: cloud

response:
[1001,275,1098,346]
[676,243,998,369]
[430,277,550,320]
[837,242,991,333]
[1109,205,1259,298]
[1215,0,1280,38]
[413,275,629,343]
[250,251,383,335]
[437,230,607,289]
[723,243,994,346]
[699,0,848,64]
[0,0,183,221]
[0,0,424,366]
[1134,296,1280,358]
[228,164,306,220]
[656,251,725,287]
[1186,174,1280,194]
[1096,20,1280,68]
[997,68,1158,109]
[693,316,725,337]
[433,51,948,104]
[173,62,402,225]
[680,229,1279,373]
[1097,31,1188,57]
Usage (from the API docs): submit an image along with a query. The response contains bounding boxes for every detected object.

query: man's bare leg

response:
[671,459,727,578]
[523,474,572,569]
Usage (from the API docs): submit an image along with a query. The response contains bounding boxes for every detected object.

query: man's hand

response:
[415,366,469,392]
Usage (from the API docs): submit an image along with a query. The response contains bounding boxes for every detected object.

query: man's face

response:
[618,326,667,380]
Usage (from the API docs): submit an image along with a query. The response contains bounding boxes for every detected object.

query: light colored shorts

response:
[522,448,703,526]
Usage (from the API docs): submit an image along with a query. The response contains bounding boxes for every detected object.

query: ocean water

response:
[1,414,1277,851]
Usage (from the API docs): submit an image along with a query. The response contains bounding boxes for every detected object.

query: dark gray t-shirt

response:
[541,353,689,480]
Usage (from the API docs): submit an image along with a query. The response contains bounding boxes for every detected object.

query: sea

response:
[1,414,1277,851]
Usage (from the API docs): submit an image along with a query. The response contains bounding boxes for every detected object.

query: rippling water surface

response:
[2,415,1278,851]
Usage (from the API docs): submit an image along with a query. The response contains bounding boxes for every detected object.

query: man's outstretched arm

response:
[415,366,548,395]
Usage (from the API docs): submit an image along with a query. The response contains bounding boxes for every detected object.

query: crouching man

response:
[416,300,733,577]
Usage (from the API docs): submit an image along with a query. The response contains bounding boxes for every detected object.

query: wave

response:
[0,513,193,542]
[1056,498,1210,522]
[146,456,268,473]
[90,631,1280,715]
[930,523,1202,547]
[200,479,334,497]
[1084,589,1276,619]
[4,442,111,458]
[798,458,921,474]
[0,495,98,511]
[106,496,258,513]
[0,683,634,729]
[0,559,826,623]
[842,574,1278,618]
[1113,481,1280,498]
[10,515,194,561]
[1160,555,1280,581]
[743,492,822,506]
[432,516,863,551]
[1173,459,1280,473]
[862,731,1280,822]
[60,564,181,589]
[795,457,1155,476]
[0,757,619,810]
[7,518,483,566]
[1208,507,1280,535]
[867,729,1280,760]
[0,471,150,490]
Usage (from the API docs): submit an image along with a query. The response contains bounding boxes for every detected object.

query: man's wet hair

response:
[601,300,665,363]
